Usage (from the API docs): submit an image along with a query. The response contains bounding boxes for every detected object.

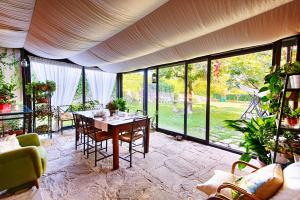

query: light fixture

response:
[20,58,28,68]
[152,72,157,83]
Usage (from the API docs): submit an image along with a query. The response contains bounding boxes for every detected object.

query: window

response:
[158,64,185,133]
[123,71,144,112]
[210,50,272,149]
[187,61,208,139]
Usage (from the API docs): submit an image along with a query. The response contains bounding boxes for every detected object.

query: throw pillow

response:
[197,170,237,197]
[234,164,283,200]
[0,134,21,154]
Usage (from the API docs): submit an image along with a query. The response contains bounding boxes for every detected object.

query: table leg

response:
[145,120,150,153]
[112,127,119,170]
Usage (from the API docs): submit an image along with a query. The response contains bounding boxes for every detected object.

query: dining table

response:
[75,110,150,170]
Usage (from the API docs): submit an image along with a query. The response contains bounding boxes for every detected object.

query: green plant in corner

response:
[0,81,16,104]
[113,98,128,111]
[225,116,275,170]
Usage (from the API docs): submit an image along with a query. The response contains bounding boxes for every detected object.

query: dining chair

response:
[82,116,113,166]
[73,113,85,151]
[119,116,148,167]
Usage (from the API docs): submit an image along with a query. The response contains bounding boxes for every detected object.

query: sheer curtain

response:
[85,68,116,106]
[30,56,82,110]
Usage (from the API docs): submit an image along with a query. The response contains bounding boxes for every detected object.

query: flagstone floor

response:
[5,130,242,200]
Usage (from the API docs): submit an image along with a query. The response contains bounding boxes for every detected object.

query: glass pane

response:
[158,64,184,133]
[210,50,272,150]
[187,61,207,139]
[148,69,156,119]
[123,72,144,112]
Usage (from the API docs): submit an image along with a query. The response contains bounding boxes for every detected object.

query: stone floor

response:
[5,130,242,200]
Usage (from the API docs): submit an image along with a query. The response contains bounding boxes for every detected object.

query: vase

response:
[294,153,300,162]
[289,75,300,88]
[109,109,115,116]
[0,103,11,112]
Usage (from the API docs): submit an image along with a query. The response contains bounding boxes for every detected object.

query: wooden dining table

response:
[75,110,150,170]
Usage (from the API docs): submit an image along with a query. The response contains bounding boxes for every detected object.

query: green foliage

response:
[225,116,275,169]
[26,81,57,96]
[0,81,16,104]
[68,100,99,112]
[283,61,300,74]
[106,98,127,111]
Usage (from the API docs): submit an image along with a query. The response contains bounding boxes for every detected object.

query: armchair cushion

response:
[17,133,40,147]
[36,146,47,174]
[197,170,236,197]
[235,164,283,200]
[0,134,21,154]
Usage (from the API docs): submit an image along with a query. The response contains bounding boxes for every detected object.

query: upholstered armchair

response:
[0,133,47,192]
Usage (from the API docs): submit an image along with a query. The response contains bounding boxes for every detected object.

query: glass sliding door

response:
[187,61,208,139]
[158,64,185,133]
[123,71,144,112]
[210,50,272,150]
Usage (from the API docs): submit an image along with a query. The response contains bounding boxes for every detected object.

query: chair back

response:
[81,116,96,136]
[130,116,148,140]
[73,113,83,131]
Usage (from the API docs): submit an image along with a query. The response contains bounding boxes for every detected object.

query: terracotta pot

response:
[287,117,298,126]
[0,103,11,112]
[36,97,48,103]
[7,130,24,135]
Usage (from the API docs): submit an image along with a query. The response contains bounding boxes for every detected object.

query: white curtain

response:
[30,56,82,110]
[85,69,116,106]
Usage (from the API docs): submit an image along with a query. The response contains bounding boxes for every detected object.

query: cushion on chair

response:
[235,164,283,200]
[197,170,237,197]
[0,134,21,154]
[60,112,74,121]
[270,162,300,200]
[119,132,143,142]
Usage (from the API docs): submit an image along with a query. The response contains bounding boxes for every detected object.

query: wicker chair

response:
[119,116,148,167]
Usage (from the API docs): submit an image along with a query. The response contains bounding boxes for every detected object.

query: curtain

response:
[85,69,116,106]
[30,56,82,110]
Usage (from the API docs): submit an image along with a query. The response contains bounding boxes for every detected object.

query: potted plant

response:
[36,124,49,133]
[284,106,300,127]
[290,141,300,162]
[0,81,16,111]
[106,100,118,116]
[114,98,128,112]
[5,119,23,135]
[46,80,56,94]
[36,93,49,103]
[283,61,300,88]
[225,116,275,169]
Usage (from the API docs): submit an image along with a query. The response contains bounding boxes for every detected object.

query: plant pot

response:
[271,151,289,164]
[36,98,48,103]
[294,153,300,162]
[287,117,298,126]
[289,75,300,88]
[0,103,11,112]
[7,129,24,136]
[256,157,267,168]
[109,109,115,116]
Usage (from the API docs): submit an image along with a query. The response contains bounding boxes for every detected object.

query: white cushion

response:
[197,170,236,197]
[0,134,21,154]
[271,163,300,200]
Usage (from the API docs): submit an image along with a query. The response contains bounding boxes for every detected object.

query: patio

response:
[5,130,240,200]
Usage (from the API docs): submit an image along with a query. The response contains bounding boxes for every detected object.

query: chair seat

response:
[119,131,143,142]
[60,112,74,121]
[89,130,112,142]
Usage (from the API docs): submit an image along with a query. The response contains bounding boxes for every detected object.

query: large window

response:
[187,61,208,139]
[123,71,144,112]
[210,50,272,149]
[158,64,185,133]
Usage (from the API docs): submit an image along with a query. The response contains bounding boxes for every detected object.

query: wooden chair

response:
[206,161,261,200]
[82,116,113,166]
[73,113,85,152]
[119,116,148,167]
[57,105,74,134]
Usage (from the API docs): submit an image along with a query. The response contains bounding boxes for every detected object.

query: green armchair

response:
[0,133,47,192]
